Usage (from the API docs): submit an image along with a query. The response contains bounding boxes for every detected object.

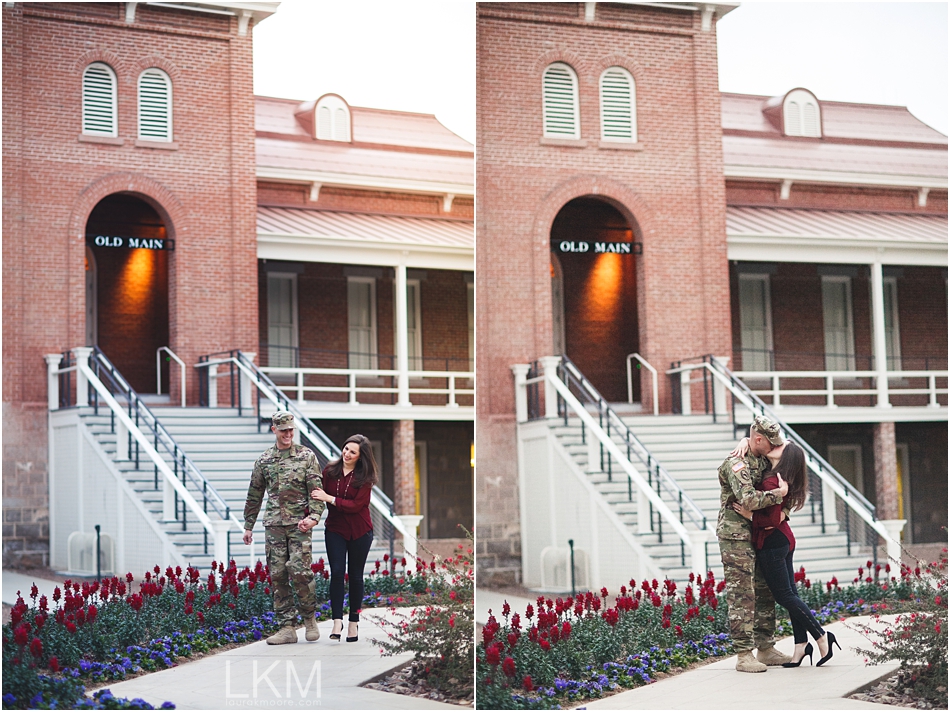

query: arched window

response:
[82,62,117,136]
[783,89,821,137]
[138,69,172,141]
[600,66,636,142]
[315,94,351,142]
[542,62,580,139]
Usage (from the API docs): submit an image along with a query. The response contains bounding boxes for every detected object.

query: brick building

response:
[476,2,947,587]
[2,2,473,569]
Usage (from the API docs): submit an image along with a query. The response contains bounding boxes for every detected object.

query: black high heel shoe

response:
[329,620,343,641]
[346,622,359,643]
[815,632,840,667]
[782,642,813,667]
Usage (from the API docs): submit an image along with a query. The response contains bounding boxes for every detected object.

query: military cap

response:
[271,411,295,430]
[751,414,783,446]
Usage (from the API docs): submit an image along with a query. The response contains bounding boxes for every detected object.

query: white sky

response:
[252,2,948,143]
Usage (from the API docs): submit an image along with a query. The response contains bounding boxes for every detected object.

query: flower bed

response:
[3,554,444,710]
[476,559,946,710]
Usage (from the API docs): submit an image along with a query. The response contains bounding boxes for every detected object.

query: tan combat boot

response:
[735,650,767,673]
[757,646,791,666]
[266,626,298,645]
[303,616,320,642]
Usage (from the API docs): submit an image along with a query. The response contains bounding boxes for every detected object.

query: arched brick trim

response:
[591,54,646,87]
[73,49,127,78]
[529,174,660,406]
[533,49,589,78]
[65,173,187,351]
[130,55,183,84]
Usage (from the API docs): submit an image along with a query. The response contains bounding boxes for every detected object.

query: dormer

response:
[762,88,822,138]
[293,93,352,142]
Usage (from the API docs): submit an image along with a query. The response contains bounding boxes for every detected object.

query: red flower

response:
[675,625,683,637]
[662,618,671,629]
[561,621,572,639]
[707,615,715,622]
[507,631,520,648]
[502,656,516,677]
[197,612,205,624]
[48,656,60,673]
[511,613,521,630]
[14,624,30,646]
[65,622,77,634]
[539,639,551,651]
[53,587,62,603]
[484,642,501,666]
[30,584,39,600]
[184,604,193,615]
[525,604,534,620]
[30,638,43,657]
[523,675,534,692]
[87,605,98,624]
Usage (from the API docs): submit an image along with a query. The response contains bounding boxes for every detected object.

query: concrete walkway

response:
[475,588,535,626]
[93,609,466,709]
[582,615,899,710]
[2,571,61,606]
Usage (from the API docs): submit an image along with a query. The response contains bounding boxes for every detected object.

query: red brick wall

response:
[257,182,473,220]
[476,3,730,576]
[726,180,948,215]
[2,2,259,564]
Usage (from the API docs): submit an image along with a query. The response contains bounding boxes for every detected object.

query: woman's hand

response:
[729,437,750,459]
[297,517,318,533]
[311,487,334,503]
[731,502,752,520]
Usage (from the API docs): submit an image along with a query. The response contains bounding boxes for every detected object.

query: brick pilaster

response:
[393,419,416,515]
[873,421,899,520]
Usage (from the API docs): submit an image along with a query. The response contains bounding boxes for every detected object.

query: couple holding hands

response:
[242,411,378,645]
[717,415,840,672]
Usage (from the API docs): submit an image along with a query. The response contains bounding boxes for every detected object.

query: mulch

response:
[849,669,947,710]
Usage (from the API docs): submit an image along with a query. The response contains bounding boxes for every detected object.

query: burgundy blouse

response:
[752,474,796,552]
[321,465,373,540]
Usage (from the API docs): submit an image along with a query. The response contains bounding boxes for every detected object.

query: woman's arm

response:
[329,483,372,514]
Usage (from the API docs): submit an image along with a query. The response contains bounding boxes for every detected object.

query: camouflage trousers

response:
[265,525,316,629]
[719,538,776,653]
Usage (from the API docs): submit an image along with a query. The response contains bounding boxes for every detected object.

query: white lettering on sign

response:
[558,241,590,253]
[94,235,124,247]
[594,242,632,254]
[89,236,173,251]
[127,237,164,250]
[557,240,637,255]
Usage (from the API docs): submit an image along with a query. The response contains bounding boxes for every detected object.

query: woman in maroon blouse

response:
[733,441,838,667]
[311,434,377,642]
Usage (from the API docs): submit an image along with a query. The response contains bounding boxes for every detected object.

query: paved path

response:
[475,588,535,626]
[93,609,466,709]
[2,571,62,606]
[582,615,899,710]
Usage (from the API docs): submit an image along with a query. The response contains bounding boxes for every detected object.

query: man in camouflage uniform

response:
[717,414,791,672]
[243,411,325,644]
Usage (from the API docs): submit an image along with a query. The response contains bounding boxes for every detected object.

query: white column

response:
[680,370,692,415]
[207,364,218,408]
[45,354,62,410]
[396,514,423,562]
[241,352,256,409]
[73,347,94,407]
[511,364,530,422]
[116,418,129,461]
[689,529,709,575]
[711,356,730,415]
[162,476,176,521]
[870,261,891,408]
[212,519,232,568]
[637,486,651,534]
[880,519,907,567]
[821,478,838,526]
[395,258,411,407]
[539,356,561,419]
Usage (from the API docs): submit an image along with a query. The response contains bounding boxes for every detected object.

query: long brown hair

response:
[324,434,378,488]
[771,441,808,512]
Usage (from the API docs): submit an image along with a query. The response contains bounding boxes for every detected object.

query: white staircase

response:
[81,406,393,569]
[552,413,874,584]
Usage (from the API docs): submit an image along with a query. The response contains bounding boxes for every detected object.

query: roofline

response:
[722,91,926,114]
[724,165,947,190]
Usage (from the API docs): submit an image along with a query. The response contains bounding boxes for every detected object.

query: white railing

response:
[195,352,424,562]
[47,348,233,564]
[515,357,710,574]
[733,369,947,408]
[258,365,474,408]
[156,346,186,407]
[667,358,907,564]
[626,353,658,415]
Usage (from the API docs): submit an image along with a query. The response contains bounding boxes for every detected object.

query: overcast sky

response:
[252,2,948,144]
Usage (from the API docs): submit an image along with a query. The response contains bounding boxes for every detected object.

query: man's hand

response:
[297,517,317,533]
[243,529,253,545]
[776,473,788,497]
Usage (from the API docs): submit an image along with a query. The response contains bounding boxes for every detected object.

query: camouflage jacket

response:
[243,444,325,529]
[716,453,784,541]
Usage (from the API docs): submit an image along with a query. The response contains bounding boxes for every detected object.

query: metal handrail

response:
[156,346,186,407]
[559,356,707,532]
[195,350,409,561]
[626,353,658,415]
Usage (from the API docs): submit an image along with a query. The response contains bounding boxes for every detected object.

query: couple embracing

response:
[717,415,839,672]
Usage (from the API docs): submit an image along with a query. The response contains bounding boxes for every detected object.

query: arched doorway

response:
[550,197,640,403]
[85,194,170,394]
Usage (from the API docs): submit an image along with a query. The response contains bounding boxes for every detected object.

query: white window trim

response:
[266,272,299,368]
[407,278,422,370]
[783,89,821,138]
[315,95,351,142]
[828,444,864,494]
[82,62,118,137]
[821,275,856,371]
[896,442,910,536]
[738,273,774,371]
[137,68,173,142]
[883,276,902,371]
[415,441,428,539]
[542,62,580,139]
[347,276,378,370]
[599,66,637,143]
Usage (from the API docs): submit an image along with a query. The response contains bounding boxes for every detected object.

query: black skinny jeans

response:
[325,529,373,621]
[757,540,825,645]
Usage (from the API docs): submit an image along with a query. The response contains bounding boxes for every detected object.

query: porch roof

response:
[256,206,474,271]
[726,206,948,267]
